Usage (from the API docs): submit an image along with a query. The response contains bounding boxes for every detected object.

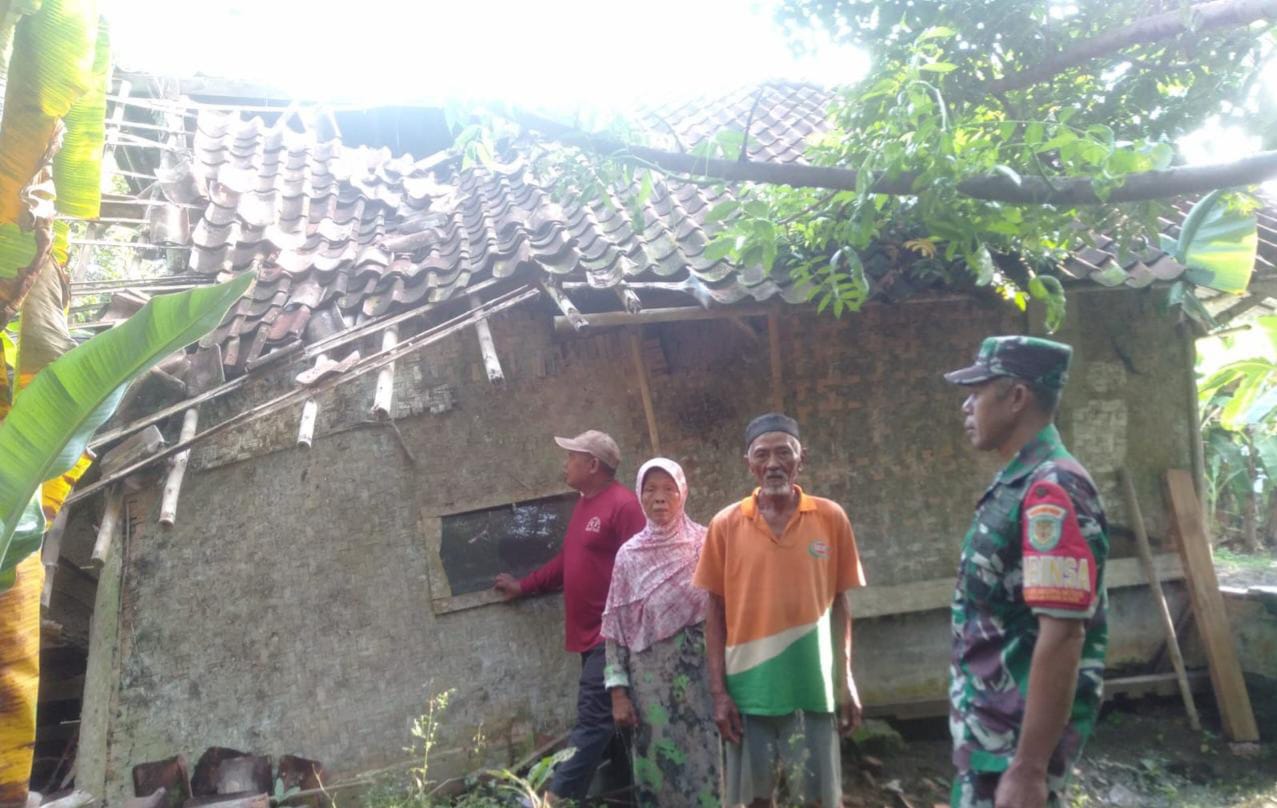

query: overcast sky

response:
[106,0,866,107]
[105,0,1273,170]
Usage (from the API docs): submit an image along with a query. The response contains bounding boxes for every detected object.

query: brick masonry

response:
[76,288,1196,800]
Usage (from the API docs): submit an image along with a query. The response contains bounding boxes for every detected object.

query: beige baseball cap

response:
[554,430,621,469]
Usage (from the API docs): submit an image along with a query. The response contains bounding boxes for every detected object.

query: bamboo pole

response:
[66,285,541,506]
[613,286,643,314]
[1118,467,1200,730]
[541,281,588,331]
[159,407,200,526]
[86,276,505,452]
[553,304,771,333]
[371,326,399,418]
[629,329,661,454]
[90,486,123,567]
[297,354,326,448]
[469,294,504,383]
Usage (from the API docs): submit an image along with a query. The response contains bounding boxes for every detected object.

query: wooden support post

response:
[90,486,123,567]
[297,354,326,448]
[469,295,504,383]
[1119,467,1200,730]
[1164,469,1259,741]
[628,329,661,455]
[371,327,398,418]
[159,407,200,526]
[767,309,783,412]
[542,281,589,331]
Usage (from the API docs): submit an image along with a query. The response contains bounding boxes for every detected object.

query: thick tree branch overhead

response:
[988,0,1277,93]
[519,111,1277,205]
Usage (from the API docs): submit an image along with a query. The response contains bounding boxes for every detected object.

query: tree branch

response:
[517,111,1277,205]
[988,0,1277,93]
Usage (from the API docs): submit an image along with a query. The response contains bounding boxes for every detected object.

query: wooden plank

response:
[628,329,661,455]
[863,671,1211,720]
[1164,468,1259,741]
[767,310,783,412]
[1119,467,1200,729]
[848,554,1185,619]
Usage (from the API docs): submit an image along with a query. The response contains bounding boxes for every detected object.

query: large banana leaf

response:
[0,272,253,584]
[1160,190,1259,295]
[51,13,106,218]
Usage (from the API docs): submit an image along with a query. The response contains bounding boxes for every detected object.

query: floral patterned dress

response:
[605,622,721,808]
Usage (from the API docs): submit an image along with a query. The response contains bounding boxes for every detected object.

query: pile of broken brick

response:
[127,748,325,808]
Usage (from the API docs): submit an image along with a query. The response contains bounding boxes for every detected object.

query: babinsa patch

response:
[1025,503,1066,551]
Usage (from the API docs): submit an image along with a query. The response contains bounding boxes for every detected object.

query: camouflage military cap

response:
[944,335,1073,390]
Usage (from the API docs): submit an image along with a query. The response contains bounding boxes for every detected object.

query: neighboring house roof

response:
[133,81,1276,374]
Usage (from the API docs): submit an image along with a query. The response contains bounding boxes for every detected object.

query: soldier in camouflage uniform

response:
[943,336,1109,808]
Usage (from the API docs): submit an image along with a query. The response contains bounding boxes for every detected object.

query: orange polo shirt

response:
[694,486,864,715]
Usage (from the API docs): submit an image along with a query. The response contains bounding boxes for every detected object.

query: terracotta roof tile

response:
[157,83,1277,373]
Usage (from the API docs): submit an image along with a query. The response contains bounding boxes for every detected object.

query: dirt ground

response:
[1216,548,1277,590]
[842,689,1277,808]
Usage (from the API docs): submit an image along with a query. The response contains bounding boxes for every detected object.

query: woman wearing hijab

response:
[602,457,721,807]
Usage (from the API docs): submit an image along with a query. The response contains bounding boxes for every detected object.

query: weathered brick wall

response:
[78,288,1195,801]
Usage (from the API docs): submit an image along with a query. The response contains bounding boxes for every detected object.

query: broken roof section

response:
[129,81,1276,375]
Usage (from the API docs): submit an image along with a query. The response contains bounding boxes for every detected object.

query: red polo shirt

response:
[519,481,646,652]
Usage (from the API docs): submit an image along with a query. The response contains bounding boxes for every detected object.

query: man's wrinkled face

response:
[746,432,803,496]
[562,451,597,491]
[961,377,1019,452]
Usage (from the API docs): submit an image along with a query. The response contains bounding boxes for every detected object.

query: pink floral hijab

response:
[601,458,709,653]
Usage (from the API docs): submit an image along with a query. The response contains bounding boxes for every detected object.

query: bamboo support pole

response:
[159,407,200,526]
[469,295,504,383]
[297,354,326,448]
[613,286,643,314]
[629,329,661,454]
[86,276,504,453]
[90,486,123,567]
[767,310,784,412]
[66,285,541,506]
[1118,467,1201,730]
[553,304,772,333]
[541,281,588,331]
[371,327,399,418]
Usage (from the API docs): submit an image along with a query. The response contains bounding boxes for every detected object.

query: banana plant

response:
[0,272,254,586]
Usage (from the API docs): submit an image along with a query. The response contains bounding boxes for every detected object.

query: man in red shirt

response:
[494,430,646,802]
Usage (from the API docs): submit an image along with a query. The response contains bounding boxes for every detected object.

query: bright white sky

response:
[107,0,1273,171]
[106,0,868,108]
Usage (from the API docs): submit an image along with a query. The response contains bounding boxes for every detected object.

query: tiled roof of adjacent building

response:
[134,81,1276,374]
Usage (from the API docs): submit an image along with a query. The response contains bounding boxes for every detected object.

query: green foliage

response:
[366,691,574,808]
[451,1,1271,327]
[1198,316,1277,545]
[0,273,253,587]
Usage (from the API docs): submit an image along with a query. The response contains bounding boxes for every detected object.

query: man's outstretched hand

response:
[493,573,522,600]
